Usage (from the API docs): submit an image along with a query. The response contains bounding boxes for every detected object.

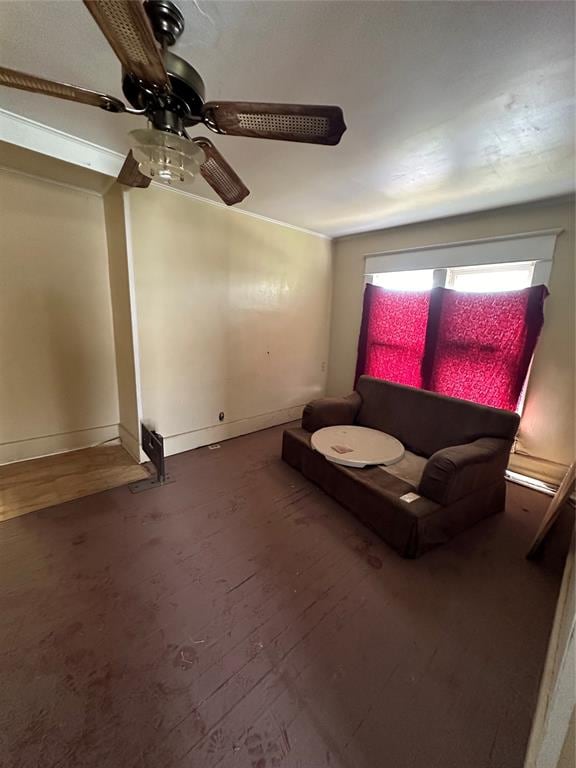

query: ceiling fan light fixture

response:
[0,0,346,203]
[129,128,204,188]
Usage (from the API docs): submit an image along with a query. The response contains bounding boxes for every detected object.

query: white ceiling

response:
[0,0,574,236]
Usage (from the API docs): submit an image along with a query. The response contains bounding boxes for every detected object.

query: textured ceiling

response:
[0,0,574,236]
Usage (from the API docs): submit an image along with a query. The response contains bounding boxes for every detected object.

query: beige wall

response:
[328,196,575,475]
[0,170,119,463]
[0,166,331,465]
[128,186,332,456]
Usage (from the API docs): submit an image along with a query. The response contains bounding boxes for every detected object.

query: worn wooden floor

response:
[0,425,569,768]
[0,445,148,522]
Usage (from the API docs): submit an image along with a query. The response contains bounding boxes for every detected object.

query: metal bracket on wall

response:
[129,424,175,493]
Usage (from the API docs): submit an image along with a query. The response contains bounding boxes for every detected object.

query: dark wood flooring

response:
[0,425,570,768]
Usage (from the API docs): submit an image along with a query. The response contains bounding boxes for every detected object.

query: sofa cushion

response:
[355,376,520,457]
[383,451,427,488]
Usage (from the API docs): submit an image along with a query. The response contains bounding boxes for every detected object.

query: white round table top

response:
[311,425,404,468]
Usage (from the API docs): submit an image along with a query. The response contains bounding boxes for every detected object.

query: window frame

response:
[363,230,559,291]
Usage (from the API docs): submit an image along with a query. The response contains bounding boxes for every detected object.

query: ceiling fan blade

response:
[202,102,346,145]
[83,0,169,89]
[192,137,249,206]
[117,150,151,187]
[0,65,126,111]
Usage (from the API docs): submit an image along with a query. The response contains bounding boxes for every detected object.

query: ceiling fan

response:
[0,0,347,205]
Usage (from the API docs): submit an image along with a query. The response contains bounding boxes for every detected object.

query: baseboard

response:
[118,424,141,463]
[163,405,304,457]
[0,424,120,466]
[509,453,570,486]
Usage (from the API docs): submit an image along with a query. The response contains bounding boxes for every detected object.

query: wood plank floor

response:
[0,425,570,768]
[0,445,149,522]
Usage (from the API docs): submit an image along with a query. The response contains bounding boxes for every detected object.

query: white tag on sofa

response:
[400,492,420,503]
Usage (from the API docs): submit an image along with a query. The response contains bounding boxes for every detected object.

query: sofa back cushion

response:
[355,376,520,457]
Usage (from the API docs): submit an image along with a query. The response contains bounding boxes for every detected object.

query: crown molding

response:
[0,108,330,240]
[0,108,123,176]
[146,181,331,239]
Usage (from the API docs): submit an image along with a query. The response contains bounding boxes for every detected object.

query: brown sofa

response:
[282,376,520,558]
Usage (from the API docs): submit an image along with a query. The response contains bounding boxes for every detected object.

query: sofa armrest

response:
[418,437,513,505]
[302,392,362,433]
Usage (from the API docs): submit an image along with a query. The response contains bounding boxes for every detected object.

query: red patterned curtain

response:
[355,284,548,411]
[422,285,548,410]
[355,285,430,388]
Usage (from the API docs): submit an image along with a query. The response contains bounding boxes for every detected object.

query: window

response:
[369,261,537,294]
[357,232,558,411]
[372,269,434,291]
[445,261,536,293]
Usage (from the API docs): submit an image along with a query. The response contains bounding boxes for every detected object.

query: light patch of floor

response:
[0,445,148,521]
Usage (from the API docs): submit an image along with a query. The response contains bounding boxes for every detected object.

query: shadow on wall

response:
[42,288,104,438]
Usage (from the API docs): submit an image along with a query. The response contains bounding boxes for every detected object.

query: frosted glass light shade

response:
[129,128,204,187]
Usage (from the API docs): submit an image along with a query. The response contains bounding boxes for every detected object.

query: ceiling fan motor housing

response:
[144,0,185,48]
[122,0,206,134]
[0,0,345,206]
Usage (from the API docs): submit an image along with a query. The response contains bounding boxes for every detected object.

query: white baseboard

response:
[118,424,141,463]
[164,405,304,457]
[0,424,120,466]
[509,452,570,486]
